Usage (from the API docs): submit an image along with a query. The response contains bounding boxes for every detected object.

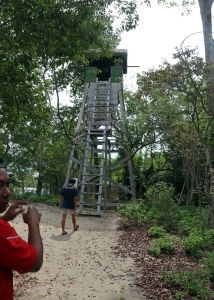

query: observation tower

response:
[65,49,136,215]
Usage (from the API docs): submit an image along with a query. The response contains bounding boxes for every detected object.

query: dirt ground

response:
[11,203,147,300]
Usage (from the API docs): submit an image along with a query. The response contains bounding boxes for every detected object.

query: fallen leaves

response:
[113,219,203,300]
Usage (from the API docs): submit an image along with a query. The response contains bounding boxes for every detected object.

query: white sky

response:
[119,1,204,90]
[57,1,205,104]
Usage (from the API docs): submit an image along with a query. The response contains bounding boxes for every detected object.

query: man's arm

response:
[22,207,43,272]
[74,196,78,212]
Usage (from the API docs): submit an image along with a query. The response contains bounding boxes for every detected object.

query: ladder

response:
[79,80,111,213]
[79,129,107,214]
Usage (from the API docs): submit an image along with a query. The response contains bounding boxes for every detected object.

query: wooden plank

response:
[77,202,130,207]
[108,156,131,170]
[106,177,136,196]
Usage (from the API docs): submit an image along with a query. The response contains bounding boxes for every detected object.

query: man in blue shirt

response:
[59,178,79,235]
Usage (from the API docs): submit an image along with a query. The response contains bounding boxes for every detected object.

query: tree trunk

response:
[21,179,25,194]
[198,0,214,228]
[50,175,60,195]
[198,0,214,61]
[36,141,44,196]
[36,173,43,196]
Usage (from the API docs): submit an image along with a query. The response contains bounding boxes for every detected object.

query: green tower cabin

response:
[64,49,136,216]
[85,49,127,83]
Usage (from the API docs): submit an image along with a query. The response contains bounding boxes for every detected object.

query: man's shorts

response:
[61,208,75,215]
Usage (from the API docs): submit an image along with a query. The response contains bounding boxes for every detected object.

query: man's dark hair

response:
[0,158,6,169]
[69,178,76,184]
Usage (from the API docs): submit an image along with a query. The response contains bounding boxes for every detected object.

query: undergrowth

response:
[117,182,214,299]
[10,192,59,206]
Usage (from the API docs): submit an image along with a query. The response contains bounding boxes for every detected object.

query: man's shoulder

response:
[64,186,77,190]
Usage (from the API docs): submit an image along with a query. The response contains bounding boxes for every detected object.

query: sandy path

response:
[11,203,146,300]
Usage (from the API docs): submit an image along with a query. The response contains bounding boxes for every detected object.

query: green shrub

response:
[158,238,175,254]
[10,192,59,206]
[145,182,179,232]
[148,246,161,257]
[149,237,175,255]
[203,230,214,248]
[200,252,214,282]
[162,268,211,299]
[28,195,37,202]
[12,191,36,200]
[184,233,204,257]
[46,197,59,205]
[178,206,209,236]
[118,201,148,226]
[173,292,186,300]
[148,226,166,238]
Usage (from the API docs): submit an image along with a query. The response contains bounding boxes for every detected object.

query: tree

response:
[140,0,214,227]
[0,0,141,195]
[127,47,213,209]
[0,0,139,105]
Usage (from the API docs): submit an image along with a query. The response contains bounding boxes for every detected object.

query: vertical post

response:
[103,133,108,213]
[119,89,136,200]
[108,142,112,202]
[64,83,88,187]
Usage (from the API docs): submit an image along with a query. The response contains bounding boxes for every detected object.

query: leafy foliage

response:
[145,182,179,231]
[162,268,211,299]
[184,234,204,257]
[11,192,59,205]
[149,237,176,255]
[148,226,166,238]
[118,201,148,226]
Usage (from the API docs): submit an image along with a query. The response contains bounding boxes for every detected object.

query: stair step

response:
[83,183,102,186]
[82,173,101,176]
[88,105,109,107]
[84,164,103,167]
[83,192,101,195]
[86,149,105,152]
[87,156,104,160]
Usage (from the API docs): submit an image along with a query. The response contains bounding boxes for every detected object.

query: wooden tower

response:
[64,49,136,215]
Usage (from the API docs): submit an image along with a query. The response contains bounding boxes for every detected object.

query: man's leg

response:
[71,213,76,231]
[61,213,67,234]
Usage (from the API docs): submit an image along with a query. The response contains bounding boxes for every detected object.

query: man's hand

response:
[1,201,28,222]
[22,207,42,226]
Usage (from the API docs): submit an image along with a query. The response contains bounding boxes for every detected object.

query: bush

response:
[178,206,209,236]
[10,192,59,206]
[28,195,41,202]
[200,252,214,282]
[149,237,175,255]
[184,233,204,257]
[145,182,179,232]
[162,268,211,299]
[203,230,214,248]
[148,246,161,257]
[11,191,36,200]
[148,226,166,238]
[118,201,148,226]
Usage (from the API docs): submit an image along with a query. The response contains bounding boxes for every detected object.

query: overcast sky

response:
[118,1,204,88]
[57,1,205,104]
[119,1,205,90]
